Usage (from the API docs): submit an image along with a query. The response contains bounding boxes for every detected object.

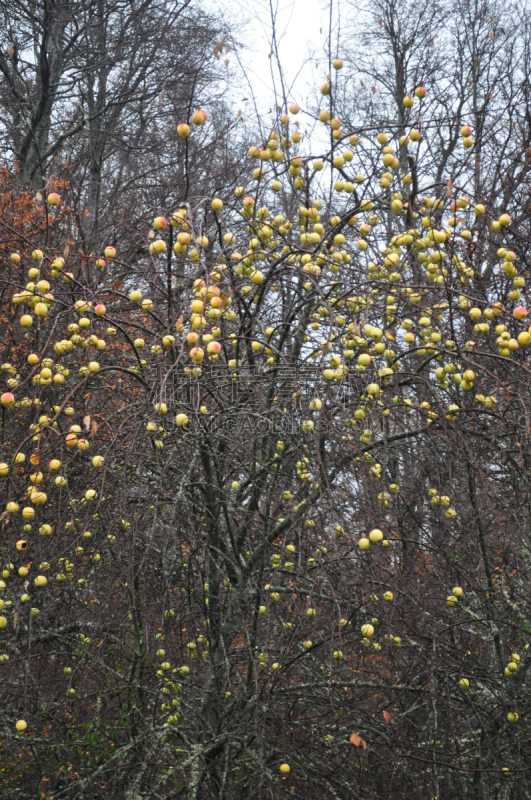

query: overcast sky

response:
[229,0,336,116]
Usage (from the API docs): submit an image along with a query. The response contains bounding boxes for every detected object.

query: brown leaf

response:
[350,733,367,749]
[446,178,453,197]
[371,86,377,94]
[174,315,183,331]
[213,40,223,59]
[8,45,14,56]
[360,80,365,88]
[147,229,155,239]
[83,414,91,430]
[224,58,229,66]
[488,32,494,40]
[383,710,392,723]
[92,421,99,436]
[63,245,70,260]
[35,191,42,202]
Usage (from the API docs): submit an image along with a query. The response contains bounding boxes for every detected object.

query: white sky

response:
[230,0,334,117]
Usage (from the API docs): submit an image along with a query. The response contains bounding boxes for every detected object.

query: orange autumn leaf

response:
[350,733,367,749]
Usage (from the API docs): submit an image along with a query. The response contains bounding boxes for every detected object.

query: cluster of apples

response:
[176,108,208,138]
[0,56,525,743]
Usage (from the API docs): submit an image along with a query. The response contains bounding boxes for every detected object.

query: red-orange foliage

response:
[0,167,69,260]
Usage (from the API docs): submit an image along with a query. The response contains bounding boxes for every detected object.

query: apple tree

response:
[1,43,531,800]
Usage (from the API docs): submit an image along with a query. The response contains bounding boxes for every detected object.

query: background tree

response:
[0,0,247,247]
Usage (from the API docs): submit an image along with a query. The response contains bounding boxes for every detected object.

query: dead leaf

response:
[148,229,155,239]
[35,191,42,202]
[446,178,453,197]
[8,45,14,56]
[83,414,91,430]
[174,315,183,331]
[350,733,367,749]
[225,43,230,53]
[213,40,223,59]
[488,32,494,40]
[13,607,18,630]
[92,421,98,436]
[360,80,365,88]
[63,245,69,260]
[371,86,376,94]
[383,710,392,723]
[224,58,229,66]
